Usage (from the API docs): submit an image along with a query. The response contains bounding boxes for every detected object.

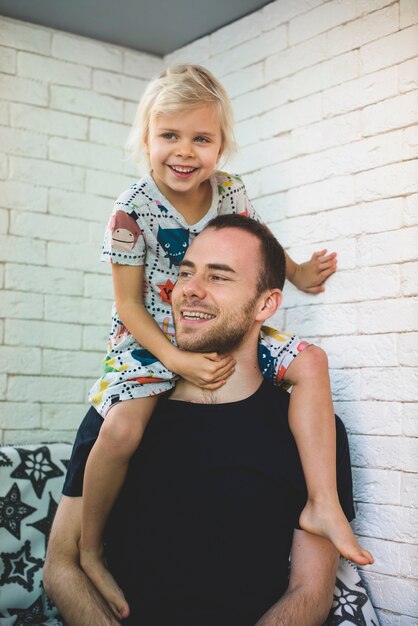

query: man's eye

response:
[210,274,225,281]
[178,271,192,278]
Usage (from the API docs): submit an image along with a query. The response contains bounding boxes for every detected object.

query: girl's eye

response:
[194,136,209,143]
[162,133,176,140]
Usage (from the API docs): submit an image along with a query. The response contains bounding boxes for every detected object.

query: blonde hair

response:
[126,64,236,168]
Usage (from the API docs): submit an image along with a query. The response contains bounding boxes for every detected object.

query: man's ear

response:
[255,289,282,322]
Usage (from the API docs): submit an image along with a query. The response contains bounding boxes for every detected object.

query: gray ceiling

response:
[0,0,272,56]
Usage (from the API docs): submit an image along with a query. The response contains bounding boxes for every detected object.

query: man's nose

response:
[182,275,206,299]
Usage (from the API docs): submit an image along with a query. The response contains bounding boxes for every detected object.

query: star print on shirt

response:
[11,446,64,499]
[28,492,58,550]
[157,278,175,303]
[327,577,371,625]
[0,540,43,591]
[0,450,13,467]
[9,594,49,625]
[0,482,36,539]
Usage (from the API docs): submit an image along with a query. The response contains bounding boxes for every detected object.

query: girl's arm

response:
[112,264,234,389]
[285,249,337,294]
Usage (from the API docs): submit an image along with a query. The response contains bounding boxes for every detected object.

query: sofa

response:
[0,442,379,625]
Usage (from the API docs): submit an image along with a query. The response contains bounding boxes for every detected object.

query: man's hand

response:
[169,350,235,389]
[291,249,337,294]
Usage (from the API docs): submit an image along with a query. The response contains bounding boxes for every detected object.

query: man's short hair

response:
[205,214,286,293]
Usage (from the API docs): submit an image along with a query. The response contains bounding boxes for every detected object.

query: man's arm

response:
[255,529,339,626]
[43,496,120,626]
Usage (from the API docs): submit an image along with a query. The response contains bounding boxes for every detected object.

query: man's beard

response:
[174,296,258,354]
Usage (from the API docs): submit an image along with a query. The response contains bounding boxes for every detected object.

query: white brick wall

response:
[1,2,417,620]
[167,0,417,620]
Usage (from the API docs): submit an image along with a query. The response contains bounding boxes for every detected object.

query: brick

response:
[399,57,418,93]
[0,126,47,158]
[354,160,418,202]
[401,261,418,296]
[0,152,8,179]
[0,234,46,264]
[361,92,418,136]
[49,137,123,174]
[11,103,88,140]
[321,333,398,368]
[236,135,291,175]
[17,51,91,88]
[51,32,122,71]
[323,66,398,117]
[0,346,42,374]
[0,289,43,319]
[123,100,138,125]
[359,226,418,266]
[85,169,135,200]
[288,50,358,100]
[5,263,83,296]
[44,294,109,325]
[0,402,41,429]
[398,332,418,366]
[3,429,77,444]
[221,64,264,99]
[0,180,47,213]
[10,156,84,192]
[123,50,162,79]
[83,272,113,300]
[361,367,418,401]
[47,241,106,273]
[327,4,399,56]
[403,124,418,159]
[400,0,418,28]
[0,73,48,106]
[360,24,418,75]
[5,318,82,350]
[356,0,397,15]
[0,374,6,400]
[89,119,130,147]
[403,402,417,437]
[399,541,418,579]
[235,117,262,148]
[0,101,8,125]
[234,81,289,123]
[210,11,262,54]
[165,36,210,67]
[42,348,102,377]
[352,467,401,505]
[265,33,328,82]
[358,297,417,333]
[48,189,110,223]
[329,368,360,401]
[261,93,322,138]
[286,303,357,336]
[289,0,358,46]
[0,18,51,54]
[42,402,89,430]
[50,85,124,123]
[0,208,8,233]
[351,434,416,472]
[7,375,86,403]
[291,111,361,156]
[322,197,402,241]
[333,400,402,435]
[404,193,418,226]
[358,537,400,578]
[251,193,287,224]
[93,70,146,101]
[401,472,418,509]
[0,44,16,73]
[83,324,109,351]
[361,571,417,616]
[262,0,323,30]
[286,175,354,216]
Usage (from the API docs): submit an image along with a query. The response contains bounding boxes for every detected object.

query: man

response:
[44,215,354,626]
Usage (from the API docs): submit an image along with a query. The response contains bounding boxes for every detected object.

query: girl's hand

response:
[170,350,235,390]
[292,249,337,294]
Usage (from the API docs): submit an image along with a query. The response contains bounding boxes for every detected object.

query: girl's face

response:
[144,105,223,202]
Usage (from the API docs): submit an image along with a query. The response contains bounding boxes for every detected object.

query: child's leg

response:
[284,346,374,565]
[80,396,158,620]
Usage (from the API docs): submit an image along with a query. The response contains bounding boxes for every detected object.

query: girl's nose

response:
[176,139,194,158]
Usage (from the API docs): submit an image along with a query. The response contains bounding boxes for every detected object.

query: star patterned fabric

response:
[11,447,64,499]
[9,594,49,625]
[28,492,58,549]
[0,482,36,539]
[0,539,43,591]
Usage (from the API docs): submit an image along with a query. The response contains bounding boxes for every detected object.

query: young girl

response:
[82,65,373,619]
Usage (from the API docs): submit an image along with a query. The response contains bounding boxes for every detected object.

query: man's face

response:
[172,227,262,354]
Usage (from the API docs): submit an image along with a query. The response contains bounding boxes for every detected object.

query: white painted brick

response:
[123,101,138,127]
[0,346,41,374]
[48,189,110,223]
[355,160,418,203]
[0,126,47,158]
[399,542,418,581]
[291,111,361,156]
[400,0,418,27]
[361,367,418,401]
[358,297,418,333]
[0,180,46,213]
[0,403,41,429]
[7,375,86,403]
[49,137,123,174]
[51,32,122,71]
[334,400,402,436]
[44,294,109,325]
[0,374,6,400]
[400,615,418,626]
[352,467,401,505]
[236,135,292,175]
[265,33,328,82]
[323,66,398,118]
[0,234,46,264]
[0,208,8,233]
[283,234,356,272]
[235,117,262,148]
[17,51,91,88]
[329,368,360,401]
[286,175,354,216]
[42,349,102,377]
[0,18,51,55]
[11,103,88,140]
[210,11,262,54]
[0,151,8,179]
[398,332,418,366]
[0,101,8,125]
[0,73,48,106]
[360,24,418,75]
[11,155,85,192]
[358,227,418,267]
[83,324,109,351]
[351,434,416,472]
[362,91,418,136]
[252,193,287,224]
[0,319,3,344]
[93,70,146,101]
[286,303,358,336]
[5,263,83,296]
[46,240,106,273]
[164,36,210,67]
[361,571,417,616]
[262,0,324,30]
[0,289,43,319]
[321,333,398,368]
[356,0,397,15]
[328,3,399,56]
[404,193,418,226]
[0,44,16,73]
[221,64,264,99]
[262,93,322,139]
[401,261,418,296]
[89,119,130,147]
[50,85,124,123]
[3,429,76,444]
[403,402,417,437]
[289,0,358,46]
[399,57,418,93]
[401,473,418,511]
[85,169,135,200]
[5,319,82,350]
[233,81,289,123]
[123,50,162,79]
[359,537,401,578]
[288,50,358,101]
[83,272,113,300]
[403,124,418,159]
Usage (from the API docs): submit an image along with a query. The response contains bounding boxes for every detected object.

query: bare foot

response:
[299,498,374,566]
[80,547,130,620]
